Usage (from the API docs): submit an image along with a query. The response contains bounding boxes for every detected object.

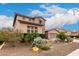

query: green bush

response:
[39,34,46,39]
[21,33,47,43]
[57,32,68,42]
[24,33,39,43]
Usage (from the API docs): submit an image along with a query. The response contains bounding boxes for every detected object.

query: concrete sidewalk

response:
[67,39,79,56]
[73,39,79,43]
[67,48,79,56]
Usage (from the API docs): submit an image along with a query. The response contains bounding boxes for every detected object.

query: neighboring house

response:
[77,30,79,35]
[45,28,68,39]
[45,29,59,39]
[13,13,46,34]
[70,32,79,37]
[65,31,71,36]
[46,28,79,39]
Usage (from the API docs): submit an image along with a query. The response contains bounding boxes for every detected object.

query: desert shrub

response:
[0,30,25,47]
[0,36,5,45]
[32,37,47,47]
[57,32,68,42]
[0,33,5,42]
[0,31,16,46]
[39,44,51,50]
[66,37,73,42]
[24,33,39,43]
[15,32,24,42]
[32,37,50,50]
[0,30,22,42]
[0,31,9,42]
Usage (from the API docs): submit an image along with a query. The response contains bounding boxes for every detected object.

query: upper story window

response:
[35,27,37,29]
[39,20,42,24]
[32,18,35,22]
[28,18,31,21]
[23,16,25,19]
[27,26,30,29]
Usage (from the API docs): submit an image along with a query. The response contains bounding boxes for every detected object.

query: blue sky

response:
[0,3,79,31]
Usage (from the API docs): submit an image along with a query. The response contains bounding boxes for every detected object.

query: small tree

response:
[57,32,68,42]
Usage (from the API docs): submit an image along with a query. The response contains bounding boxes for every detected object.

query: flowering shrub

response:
[32,46,39,52]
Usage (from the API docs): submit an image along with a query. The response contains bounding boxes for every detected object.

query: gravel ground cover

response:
[0,41,79,56]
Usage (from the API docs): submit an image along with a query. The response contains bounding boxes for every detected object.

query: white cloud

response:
[45,10,79,29]
[40,4,67,15]
[30,4,79,30]
[0,15,13,28]
[31,10,44,16]
[31,4,67,18]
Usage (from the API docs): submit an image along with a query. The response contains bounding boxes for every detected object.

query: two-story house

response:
[13,13,46,34]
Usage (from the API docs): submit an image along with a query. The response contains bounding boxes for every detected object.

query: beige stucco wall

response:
[48,30,58,34]
[14,21,28,33]
[16,16,23,20]
[34,18,45,25]
[37,26,45,34]
[14,21,45,34]
[47,30,59,39]
[16,15,45,25]
[13,15,45,34]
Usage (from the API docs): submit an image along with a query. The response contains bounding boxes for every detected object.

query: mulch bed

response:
[0,41,79,56]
